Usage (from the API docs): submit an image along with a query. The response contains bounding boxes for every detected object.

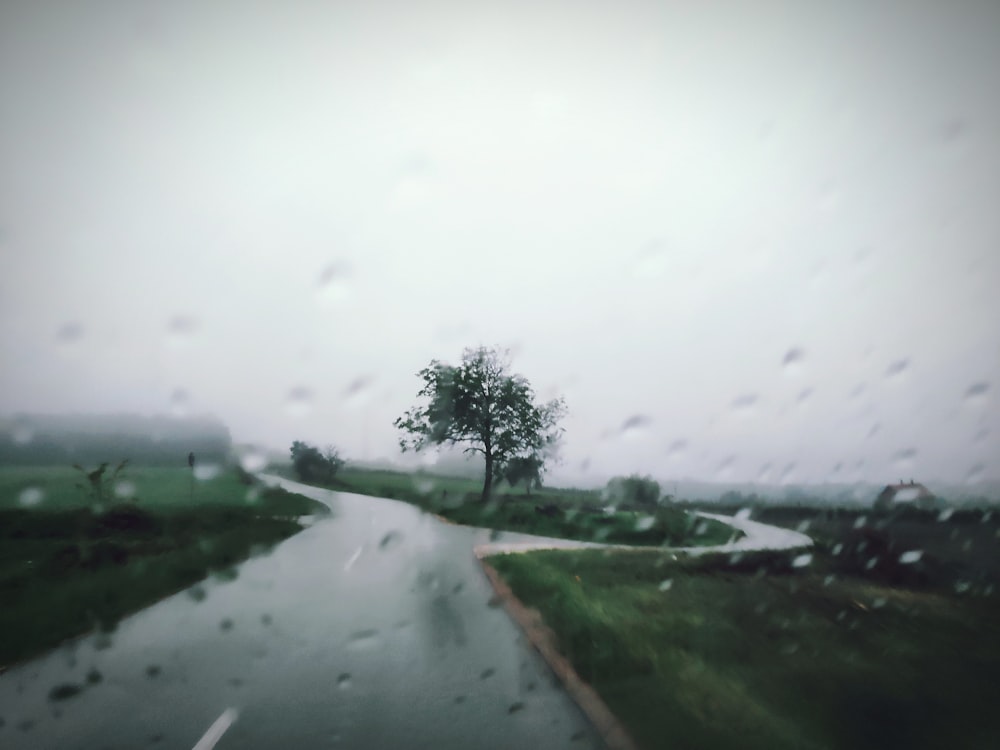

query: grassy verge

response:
[488,547,1000,750]
[281,465,739,547]
[0,466,329,667]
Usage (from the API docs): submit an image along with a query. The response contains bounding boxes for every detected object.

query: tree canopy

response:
[394,347,565,502]
[290,441,344,485]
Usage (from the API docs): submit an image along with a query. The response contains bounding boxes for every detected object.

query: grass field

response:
[288,465,739,547]
[488,546,1000,750]
[0,465,329,667]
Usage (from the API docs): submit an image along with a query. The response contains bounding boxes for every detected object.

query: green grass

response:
[488,548,1000,750]
[287,465,738,547]
[0,466,329,667]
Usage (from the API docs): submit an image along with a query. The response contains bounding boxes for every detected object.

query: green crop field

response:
[489,546,1000,750]
[0,465,328,667]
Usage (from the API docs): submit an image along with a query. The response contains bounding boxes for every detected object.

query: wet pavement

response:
[0,478,604,750]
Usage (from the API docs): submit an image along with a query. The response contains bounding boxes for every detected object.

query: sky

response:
[1,0,998,487]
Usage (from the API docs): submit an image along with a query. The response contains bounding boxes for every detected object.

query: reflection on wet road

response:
[0,477,603,749]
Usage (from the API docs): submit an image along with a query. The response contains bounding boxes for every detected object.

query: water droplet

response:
[480,668,496,680]
[10,417,34,445]
[823,575,835,587]
[735,508,752,520]
[779,463,796,484]
[337,673,352,690]
[866,423,880,439]
[18,486,44,507]
[891,448,917,470]
[899,550,923,564]
[974,427,989,443]
[955,580,971,594]
[731,394,758,414]
[871,597,886,609]
[782,348,805,375]
[796,520,810,533]
[379,530,403,550]
[55,322,84,345]
[853,516,867,529]
[864,556,878,570]
[85,668,103,685]
[796,388,813,405]
[849,383,866,399]
[885,359,910,378]
[48,683,83,702]
[413,476,435,495]
[284,386,314,417]
[194,463,221,481]
[187,585,207,602]
[508,702,526,714]
[169,388,190,417]
[145,665,161,678]
[620,414,651,439]
[344,375,375,408]
[220,618,234,631]
[167,315,200,336]
[666,440,687,458]
[245,486,261,504]
[694,521,708,536]
[757,463,773,482]
[938,508,954,522]
[317,262,353,304]
[792,553,813,568]
[716,456,735,478]
[832,543,843,555]
[658,579,673,591]
[966,464,985,485]
[346,629,380,650]
[113,480,136,499]
[964,382,990,403]
[634,515,655,532]
[239,450,268,473]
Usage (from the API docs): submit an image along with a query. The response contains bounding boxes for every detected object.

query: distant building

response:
[874,480,935,511]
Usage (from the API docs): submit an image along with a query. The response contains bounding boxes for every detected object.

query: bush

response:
[605,474,661,509]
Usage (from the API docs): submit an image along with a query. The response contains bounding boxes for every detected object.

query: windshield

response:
[1,2,997,749]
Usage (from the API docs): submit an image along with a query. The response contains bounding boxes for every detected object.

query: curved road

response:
[0,478,810,750]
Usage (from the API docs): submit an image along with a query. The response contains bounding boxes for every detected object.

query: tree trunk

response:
[481,451,494,503]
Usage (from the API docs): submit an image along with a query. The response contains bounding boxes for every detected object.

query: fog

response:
[1,0,997,487]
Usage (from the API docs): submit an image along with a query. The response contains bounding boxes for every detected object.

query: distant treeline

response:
[0,414,231,466]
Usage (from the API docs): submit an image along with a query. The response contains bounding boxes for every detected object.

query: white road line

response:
[344,545,363,571]
[192,708,238,750]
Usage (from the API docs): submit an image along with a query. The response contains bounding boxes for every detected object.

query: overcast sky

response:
[1,0,997,486]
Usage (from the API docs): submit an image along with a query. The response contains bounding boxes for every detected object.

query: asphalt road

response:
[0,478,606,750]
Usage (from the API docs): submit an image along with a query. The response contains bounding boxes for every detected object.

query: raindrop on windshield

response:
[666,440,687,458]
[167,315,200,336]
[169,388,190,417]
[885,359,910,378]
[239,449,268,473]
[194,463,222,481]
[731,394,758,414]
[658,579,673,591]
[18,486,44,507]
[891,448,917,470]
[630,239,669,279]
[899,550,923,564]
[337,673,352,690]
[963,382,990,403]
[966,463,985,484]
[344,376,375,408]
[316,261,353,304]
[782,348,805,375]
[55,322,84,346]
[113,480,136,499]
[11,417,34,444]
[620,414,651,439]
[285,386,314,417]
[346,629,380,650]
[792,553,813,568]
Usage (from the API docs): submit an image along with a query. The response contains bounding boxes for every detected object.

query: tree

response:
[394,347,566,502]
[605,474,661,509]
[290,441,343,484]
[503,455,544,496]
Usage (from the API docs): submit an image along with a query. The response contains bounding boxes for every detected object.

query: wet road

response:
[0,478,605,750]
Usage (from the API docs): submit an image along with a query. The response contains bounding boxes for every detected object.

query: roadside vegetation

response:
[488,519,1000,750]
[278,462,739,547]
[0,464,328,667]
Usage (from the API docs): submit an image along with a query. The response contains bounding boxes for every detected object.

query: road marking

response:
[344,545,363,571]
[192,708,238,750]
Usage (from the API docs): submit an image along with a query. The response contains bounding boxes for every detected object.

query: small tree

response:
[605,474,661,509]
[73,459,130,508]
[395,347,565,502]
[502,455,544,496]
[290,441,343,484]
